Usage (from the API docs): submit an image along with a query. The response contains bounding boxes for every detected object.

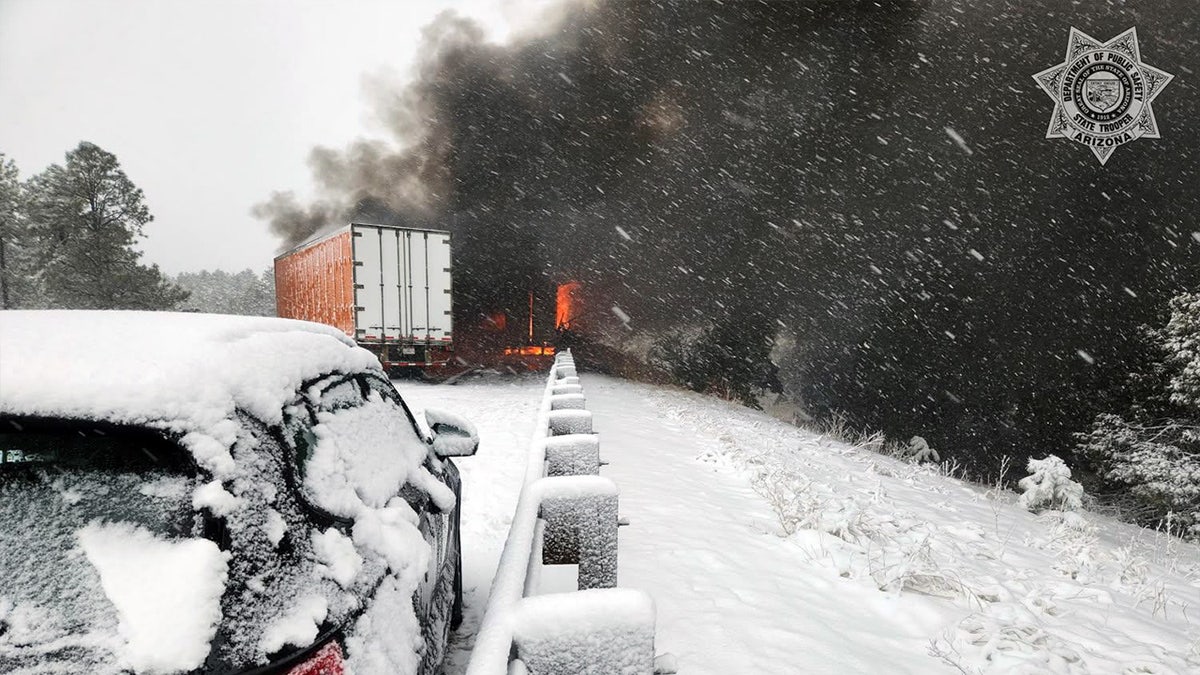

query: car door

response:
[280,372,457,672]
[205,410,378,673]
[356,376,452,609]
[289,373,438,518]
[357,374,462,671]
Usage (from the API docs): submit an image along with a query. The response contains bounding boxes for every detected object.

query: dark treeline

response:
[257,0,1200,489]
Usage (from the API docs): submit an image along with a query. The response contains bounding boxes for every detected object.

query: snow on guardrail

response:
[465,351,663,675]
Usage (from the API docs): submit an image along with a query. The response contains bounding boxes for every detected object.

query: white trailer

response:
[274,223,454,369]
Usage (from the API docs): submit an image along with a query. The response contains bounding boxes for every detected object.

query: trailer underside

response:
[357,340,454,372]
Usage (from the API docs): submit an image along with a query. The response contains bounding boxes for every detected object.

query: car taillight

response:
[285,640,344,675]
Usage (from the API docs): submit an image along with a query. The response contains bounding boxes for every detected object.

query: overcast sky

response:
[0,0,560,274]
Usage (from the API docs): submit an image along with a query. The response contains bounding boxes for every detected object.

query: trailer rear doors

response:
[352,224,452,345]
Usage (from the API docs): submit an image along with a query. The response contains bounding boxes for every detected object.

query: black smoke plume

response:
[258,0,1200,475]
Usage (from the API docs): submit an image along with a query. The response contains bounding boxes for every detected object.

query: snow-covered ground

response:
[401,373,1200,674]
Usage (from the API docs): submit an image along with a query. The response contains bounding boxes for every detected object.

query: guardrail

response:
[466,351,664,675]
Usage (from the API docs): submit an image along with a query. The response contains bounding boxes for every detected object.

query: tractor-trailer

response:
[274,223,453,370]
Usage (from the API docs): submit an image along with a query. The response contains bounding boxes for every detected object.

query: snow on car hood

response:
[0,311,380,477]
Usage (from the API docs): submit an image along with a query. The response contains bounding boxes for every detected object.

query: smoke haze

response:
[257,0,1200,472]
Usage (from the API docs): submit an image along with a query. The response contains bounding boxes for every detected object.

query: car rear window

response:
[1,419,194,473]
[0,417,201,673]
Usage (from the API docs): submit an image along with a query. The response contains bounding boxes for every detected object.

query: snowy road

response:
[402,372,1200,675]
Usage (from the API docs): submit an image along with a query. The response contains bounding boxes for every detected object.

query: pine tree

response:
[0,154,40,308]
[24,142,188,310]
[1079,292,1200,536]
[1162,293,1200,412]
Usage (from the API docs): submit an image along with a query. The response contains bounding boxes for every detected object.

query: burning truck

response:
[274,221,588,372]
[461,280,584,367]
[274,222,453,371]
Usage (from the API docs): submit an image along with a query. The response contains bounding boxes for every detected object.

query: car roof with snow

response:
[0,310,382,440]
[0,311,455,674]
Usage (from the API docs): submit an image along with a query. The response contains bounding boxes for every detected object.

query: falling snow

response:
[611,305,631,328]
[943,127,973,155]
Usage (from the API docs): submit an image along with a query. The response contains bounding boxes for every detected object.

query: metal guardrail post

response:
[511,589,656,675]
[577,492,619,589]
[548,409,592,435]
[466,350,656,675]
[549,392,587,410]
[539,483,619,590]
[542,434,600,477]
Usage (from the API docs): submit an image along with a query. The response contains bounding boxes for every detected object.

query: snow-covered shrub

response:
[1040,511,1100,582]
[647,307,781,409]
[854,430,887,454]
[813,410,854,444]
[942,607,1088,674]
[900,436,940,464]
[1017,455,1084,513]
[752,468,822,536]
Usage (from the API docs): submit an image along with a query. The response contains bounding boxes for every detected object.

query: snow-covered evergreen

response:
[1080,291,1200,537]
[1163,292,1200,412]
[0,153,39,309]
[1017,455,1084,513]
[901,435,939,464]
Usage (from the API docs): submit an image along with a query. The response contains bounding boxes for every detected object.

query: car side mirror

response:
[425,408,479,458]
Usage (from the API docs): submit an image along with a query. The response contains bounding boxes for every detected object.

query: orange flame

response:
[556,282,582,329]
[503,345,556,356]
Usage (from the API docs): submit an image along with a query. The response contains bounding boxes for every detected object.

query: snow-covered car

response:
[0,311,479,675]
